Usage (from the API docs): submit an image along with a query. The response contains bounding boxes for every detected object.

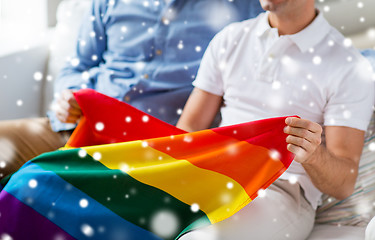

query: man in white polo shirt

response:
[177,0,374,239]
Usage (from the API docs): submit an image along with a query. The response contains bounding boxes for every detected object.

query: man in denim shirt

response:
[0,1,263,177]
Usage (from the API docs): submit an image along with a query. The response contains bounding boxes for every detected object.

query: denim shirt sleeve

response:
[54,0,108,93]
[48,0,109,132]
[49,0,265,132]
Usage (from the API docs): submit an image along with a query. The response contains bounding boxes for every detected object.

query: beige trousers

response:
[181,179,316,240]
[0,118,70,179]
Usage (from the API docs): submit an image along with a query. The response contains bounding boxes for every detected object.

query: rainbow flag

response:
[0,89,294,239]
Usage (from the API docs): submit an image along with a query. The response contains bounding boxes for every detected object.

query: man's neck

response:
[268,5,316,36]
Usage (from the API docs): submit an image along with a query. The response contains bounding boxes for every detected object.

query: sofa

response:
[24,0,375,239]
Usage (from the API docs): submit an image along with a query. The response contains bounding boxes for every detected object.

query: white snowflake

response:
[312,56,322,65]
[141,141,148,148]
[195,46,202,52]
[288,175,298,184]
[91,55,98,61]
[78,149,87,158]
[70,58,80,67]
[272,81,281,90]
[150,210,179,238]
[95,122,105,131]
[28,179,38,189]
[79,198,89,208]
[0,234,13,240]
[120,163,130,172]
[33,72,43,81]
[93,152,102,161]
[343,38,352,47]
[369,142,375,151]
[367,28,375,39]
[269,149,280,160]
[177,41,184,50]
[257,189,266,198]
[142,115,149,122]
[183,135,193,143]
[191,203,200,212]
[16,100,23,107]
[81,224,95,237]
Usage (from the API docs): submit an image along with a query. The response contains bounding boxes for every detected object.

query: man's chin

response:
[260,0,286,11]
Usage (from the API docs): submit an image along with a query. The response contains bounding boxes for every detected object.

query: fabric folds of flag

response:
[0,89,294,240]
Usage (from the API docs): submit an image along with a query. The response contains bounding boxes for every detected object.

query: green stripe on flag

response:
[31,149,210,240]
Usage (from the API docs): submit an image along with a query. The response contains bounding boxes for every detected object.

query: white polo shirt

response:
[193,11,374,209]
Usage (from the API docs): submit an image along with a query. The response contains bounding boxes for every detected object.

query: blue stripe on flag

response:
[3,162,162,240]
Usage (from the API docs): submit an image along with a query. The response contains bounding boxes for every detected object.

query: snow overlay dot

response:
[343,38,352,47]
[78,149,87,158]
[178,41,184,50]
[226,182,234,189]
[29,179,38,189]
[257,189,266,198]
[81,224,95,237]
[79,198,89,208]
[0,161,5,168]
[272,81,281,90]
[0,234,13,240]
[70,58,80,67]
[95,122,104,131]
[369,142,375,151]
[141,141,148,148]
[33,72,43,81]
[288,175,298,184]
[16,100,23,106]
[191,203,200,212]
[150,210,179,238]
[312,56,322,65]
[125,116,132,123]
[91,55,98,61]
[93,152,102,161]
[195,46,202,52]
[142,115,149,122]
[269,150,280,160]
[121,163,130,172]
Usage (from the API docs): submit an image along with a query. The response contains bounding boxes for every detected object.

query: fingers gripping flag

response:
[0,89,294,240]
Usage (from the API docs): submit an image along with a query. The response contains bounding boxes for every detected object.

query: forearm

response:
[177,88,222,132]
[302,145,358,200]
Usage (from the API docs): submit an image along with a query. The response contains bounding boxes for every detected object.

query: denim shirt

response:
[49,0,264,131]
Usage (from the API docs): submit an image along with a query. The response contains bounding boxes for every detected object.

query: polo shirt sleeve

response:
[192,27,228,96]
[324,58,375,131]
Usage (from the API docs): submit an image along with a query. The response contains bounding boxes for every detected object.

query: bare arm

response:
[177,88,222,132]
[284,117,364,200]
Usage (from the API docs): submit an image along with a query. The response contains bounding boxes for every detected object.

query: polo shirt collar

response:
[255,11,275,38]
[288,11,331,52]
[255,11,331,53]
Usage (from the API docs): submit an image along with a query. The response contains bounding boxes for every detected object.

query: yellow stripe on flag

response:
[82,141,251,223]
